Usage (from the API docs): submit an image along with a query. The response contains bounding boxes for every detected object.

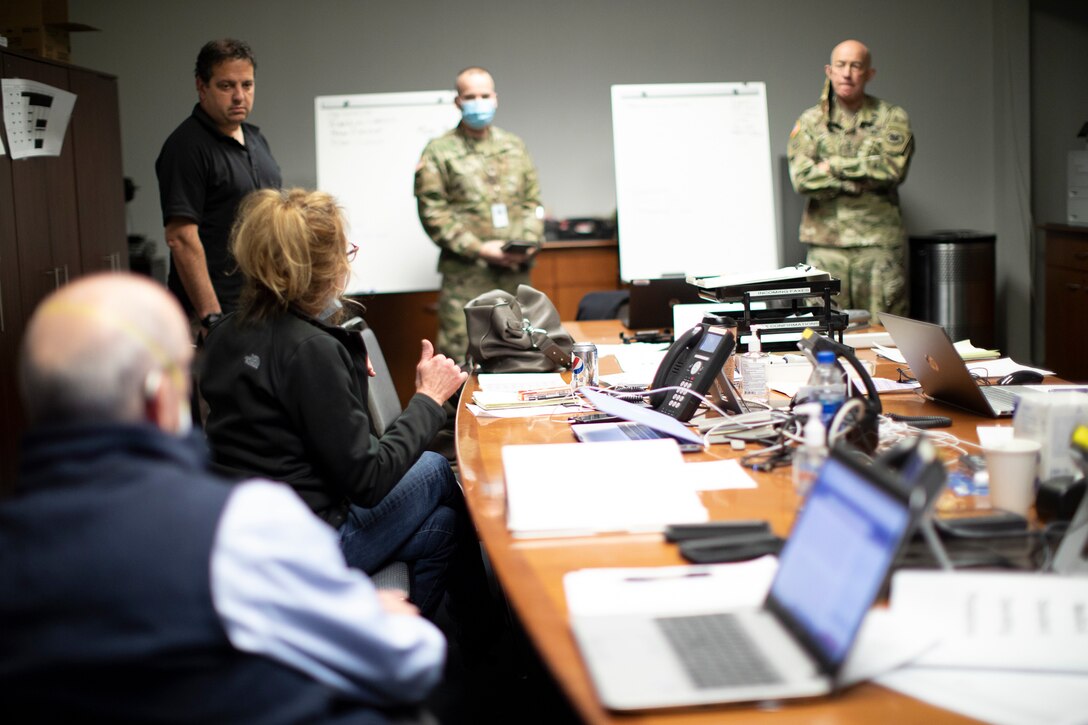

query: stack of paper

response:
[874,340,1000,364]
[471,389,574,410]
[471,372,575,411]
[953,340,1001,360]
[501,439,708,537]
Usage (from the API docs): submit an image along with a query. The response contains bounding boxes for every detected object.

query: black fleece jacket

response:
[200,311,446,525]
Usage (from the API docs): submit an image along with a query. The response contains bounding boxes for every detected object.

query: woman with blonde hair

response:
[200,188,494,630]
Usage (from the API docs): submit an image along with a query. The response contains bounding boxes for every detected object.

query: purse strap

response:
[523,319,572,368]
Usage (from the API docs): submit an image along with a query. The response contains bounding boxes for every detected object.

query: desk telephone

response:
[649,314,737,422]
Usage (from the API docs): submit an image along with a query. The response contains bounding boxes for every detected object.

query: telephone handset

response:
[795,328,883,454]
[649,314,737,422]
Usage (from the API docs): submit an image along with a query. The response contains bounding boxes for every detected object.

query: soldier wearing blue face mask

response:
[415,66,545,366]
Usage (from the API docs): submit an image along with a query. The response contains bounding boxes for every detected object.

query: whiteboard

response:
[315,90,460,294]
[611,82,778,281]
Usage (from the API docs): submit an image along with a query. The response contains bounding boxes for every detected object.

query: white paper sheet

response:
[842,331,894,348]
[476,372,568,392]
[889,570,1088,672]
[963,359,1055,378]
[680,458,758,491]
[878,667,1088,725]
[976,425,1015,447]
[502,439,708,537]
[564,557,778,617]
[2,79,77,159]
[596,343,667,384]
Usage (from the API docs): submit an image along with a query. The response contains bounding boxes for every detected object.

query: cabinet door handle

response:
[1075,251,1088,260]
[62,265,69,285]
[1067,283,1083,292]
[103,253,114,270]
[44,267,61,289]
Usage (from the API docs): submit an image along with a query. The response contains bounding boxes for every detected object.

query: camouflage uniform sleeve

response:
[514,146,544,242]
[414,141,484,259]
[827,106,913,192]
[788,111,843,200]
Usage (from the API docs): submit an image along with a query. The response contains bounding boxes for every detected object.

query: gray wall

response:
[66,0,1080,362]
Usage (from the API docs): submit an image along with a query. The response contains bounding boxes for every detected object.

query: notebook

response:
[577,388,703,447]
[570,448,914,711]
[879,313,1032,418]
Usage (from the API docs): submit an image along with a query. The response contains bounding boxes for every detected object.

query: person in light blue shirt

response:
[0,273,444,721]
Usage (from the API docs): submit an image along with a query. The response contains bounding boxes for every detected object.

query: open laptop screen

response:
[768,454,910,671]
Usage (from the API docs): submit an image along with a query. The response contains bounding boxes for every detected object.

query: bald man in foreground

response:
[0,274,445,721]
[788,39,914,321]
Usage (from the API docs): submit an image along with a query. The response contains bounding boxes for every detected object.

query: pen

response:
[519,387,573,401]
[623,571,711,583]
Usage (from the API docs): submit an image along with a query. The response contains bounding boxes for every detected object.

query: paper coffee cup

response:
[983,438,1041,516]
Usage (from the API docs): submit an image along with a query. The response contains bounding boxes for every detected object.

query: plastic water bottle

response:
[809,350,846,429]
[792,403,827,499]
[739,326,770,404]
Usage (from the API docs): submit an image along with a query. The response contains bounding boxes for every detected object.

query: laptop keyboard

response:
[655,613,784,689]
[618,422,662,440]
[981,386,1017,410]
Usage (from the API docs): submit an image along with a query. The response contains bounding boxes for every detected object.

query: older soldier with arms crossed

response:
[788,39,914,320]
[415,66,544,365]
[0,274,444,721]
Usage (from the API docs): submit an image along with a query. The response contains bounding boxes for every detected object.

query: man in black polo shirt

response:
[156,38,282,333]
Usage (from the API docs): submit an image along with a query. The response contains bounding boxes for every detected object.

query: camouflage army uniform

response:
[788,80,914,320]
[415,125,543,364]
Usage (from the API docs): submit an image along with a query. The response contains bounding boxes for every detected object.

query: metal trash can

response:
[909,230,996,349]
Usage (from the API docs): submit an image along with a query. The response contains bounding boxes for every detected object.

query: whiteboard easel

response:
[315,91,460,294]
[611,82,778,281]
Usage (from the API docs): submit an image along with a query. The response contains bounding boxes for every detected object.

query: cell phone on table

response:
[502,240,538,254]
[568,412,621,424]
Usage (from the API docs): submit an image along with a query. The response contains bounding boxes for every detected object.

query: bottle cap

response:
[816,350,835,365]
[795,403,826,446]
[748,326,761,353]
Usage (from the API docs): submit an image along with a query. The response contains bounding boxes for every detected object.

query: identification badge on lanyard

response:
[491,203,510,229]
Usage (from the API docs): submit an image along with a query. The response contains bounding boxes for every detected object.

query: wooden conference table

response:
[455,320,996,725]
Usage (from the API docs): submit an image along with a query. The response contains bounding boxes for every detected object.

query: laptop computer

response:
[574,388,704,450]
[879,313,1031,418]
[570,448,914,711]
[628,278,703,330]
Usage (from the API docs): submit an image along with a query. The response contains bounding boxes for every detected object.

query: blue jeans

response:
[338,452,461,617]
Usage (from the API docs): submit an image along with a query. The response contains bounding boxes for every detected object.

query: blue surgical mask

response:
[461,98,496,130]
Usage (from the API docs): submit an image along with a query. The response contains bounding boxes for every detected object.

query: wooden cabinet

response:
[0,49,127,492]
[530,239,621,320]
[1043,224,1088,382]
[69,67,127,274]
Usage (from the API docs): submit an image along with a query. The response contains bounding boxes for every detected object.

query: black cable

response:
[884,412,953,429]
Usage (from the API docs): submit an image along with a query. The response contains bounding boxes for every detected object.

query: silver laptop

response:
[576,388,704,449]
[879,313,1029,418]
[571,449,913,711]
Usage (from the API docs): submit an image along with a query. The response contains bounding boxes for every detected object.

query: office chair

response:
[339,319,410,597]
[575,290,630,321]
[360,326,403,437]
